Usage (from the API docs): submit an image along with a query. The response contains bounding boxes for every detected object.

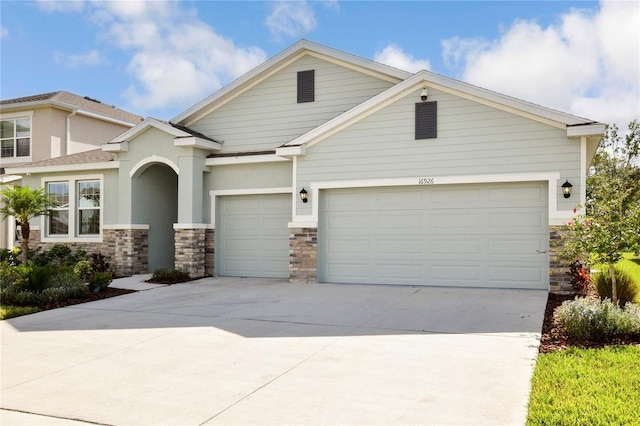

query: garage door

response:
[217,193,290,278]
[319,182,548,289]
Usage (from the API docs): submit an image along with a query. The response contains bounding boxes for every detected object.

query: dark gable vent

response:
[297,70,315,103]
[415,102,437,139]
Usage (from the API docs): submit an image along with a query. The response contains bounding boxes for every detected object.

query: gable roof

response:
[106,117,220,144]
[0,91,143,126]
[4,149,118,175]
[172,39,412,126]
[277,69,605,154]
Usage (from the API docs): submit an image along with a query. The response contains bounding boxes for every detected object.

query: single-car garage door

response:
[319,182,548,289]
[217,193,290,278]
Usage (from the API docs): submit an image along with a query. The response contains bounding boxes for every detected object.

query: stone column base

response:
[289,227,318,283]
[549,225,573,294]
[175,226,208,279]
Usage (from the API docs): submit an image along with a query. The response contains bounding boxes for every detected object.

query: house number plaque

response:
[418,177,435,185]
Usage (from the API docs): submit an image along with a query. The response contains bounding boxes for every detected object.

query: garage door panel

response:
[432,264,480,281]
[431,239,481,255]
[218,193,290,279]
[489,266,543,285]
[488,239,545,256]
[431,213,481,230]
[489,211,545,229]
[375,239,424,257]
[327,238,370,256]
[489,185,545,204]
[325,213,372,230]
[320,182,548,289]
[376,211,422,229]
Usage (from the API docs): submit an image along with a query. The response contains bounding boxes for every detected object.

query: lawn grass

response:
[0,305,40,320]
[527,346,640,425]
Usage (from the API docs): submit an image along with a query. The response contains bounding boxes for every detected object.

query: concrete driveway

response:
[1,277,547,425]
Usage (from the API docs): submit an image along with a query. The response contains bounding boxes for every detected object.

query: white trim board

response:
[287,172,566,229]
[209,187,293,229]
[206,154,290,166]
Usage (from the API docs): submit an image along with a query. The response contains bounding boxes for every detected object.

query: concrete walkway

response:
[1,277,547,425]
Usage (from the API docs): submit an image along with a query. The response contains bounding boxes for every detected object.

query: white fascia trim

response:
[206,154,290,166]
[174,137,222,151]
[74,109,138,127]
[109,118,191,143]
[173,223,214,229]
[102,141,128,152]
[288,217,318,229]
[295,172,562,226]
[275,145,306,157]
[174,40,411,125]
[129,156,180,177]
[209,187,293,229]
[0,175,22,184]
[0,110,34,119]
[567,123,606,138]
[6,161,119,175]
[102,224,150,230]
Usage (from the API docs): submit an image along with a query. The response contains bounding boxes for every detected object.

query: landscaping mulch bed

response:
[38,287,136,311]
[539,292,640,353]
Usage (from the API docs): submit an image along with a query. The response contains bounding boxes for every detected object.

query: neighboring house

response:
[0,91,143,249]
[6,40,604,292]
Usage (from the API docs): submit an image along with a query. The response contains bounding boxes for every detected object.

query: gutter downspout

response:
[66,110,77,156]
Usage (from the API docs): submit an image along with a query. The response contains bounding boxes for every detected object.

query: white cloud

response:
[374,44,430,73]
[442,0,640,127]
[265,1,317,38]
[35,0,85,13]
[53,49,104,68]
[52,1,267,116]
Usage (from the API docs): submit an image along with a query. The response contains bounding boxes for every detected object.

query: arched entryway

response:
[132,163,178,271]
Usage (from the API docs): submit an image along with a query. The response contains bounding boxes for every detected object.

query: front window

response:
[78,180,100,235]
[48,182,69,235]
[1,117,31,158]
[45,178,101,239]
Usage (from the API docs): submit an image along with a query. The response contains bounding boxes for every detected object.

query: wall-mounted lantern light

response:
[561,180,573,198]
[420,87,428,102]
[299,188,308,203]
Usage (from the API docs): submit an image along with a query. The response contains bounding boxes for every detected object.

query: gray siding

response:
[297,87,581,213]
[190,55,396,152]
[203,162,292,223]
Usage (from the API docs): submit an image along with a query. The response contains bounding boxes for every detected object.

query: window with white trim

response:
[1,117,31,158]
[45,178,101,238]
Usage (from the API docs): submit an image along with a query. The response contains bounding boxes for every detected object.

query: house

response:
[0,91,143,249]
[6,40,604,292]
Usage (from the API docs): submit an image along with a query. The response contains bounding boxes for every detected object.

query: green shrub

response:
[51,268,83,287]
[148,268,191,284]
[592,266,639,306]
[23,265,54,293]
[1,281,88,307]
[73,260,92,281]
[39,282,88,304]
[88,271,112,293]
[556,297,640,340]
[30,245,88,267]
[0,248,21,266]
[0,262,29,291]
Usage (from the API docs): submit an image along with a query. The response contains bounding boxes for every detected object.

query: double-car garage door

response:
[217,182,549,289]
[319,182,549,289]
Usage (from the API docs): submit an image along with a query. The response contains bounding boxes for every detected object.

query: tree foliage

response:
[0,185,59,265]
[563,121,640,304]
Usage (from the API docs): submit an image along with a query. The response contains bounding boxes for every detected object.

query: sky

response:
[1,0,639,127]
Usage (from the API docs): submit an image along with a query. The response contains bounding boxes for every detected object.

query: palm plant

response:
[0,185,59,265]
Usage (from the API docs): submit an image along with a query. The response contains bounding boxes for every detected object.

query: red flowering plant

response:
[566,259,591,296]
